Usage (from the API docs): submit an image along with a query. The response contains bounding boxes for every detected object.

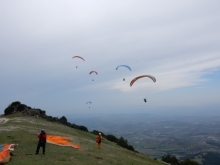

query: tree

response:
[78,125,88,132]
[162,154,179,165]
[117,137,128,148]
[91,130,100,135]
[180,159,198,165]
[127,145,135,151]
[60,116,67,123]
[105,134,118,143]
[162,155,199,165]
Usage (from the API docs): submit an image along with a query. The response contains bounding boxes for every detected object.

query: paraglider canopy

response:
[116,65,131,71]
[86,101,92,108]
[72,56,85,61]
[72,56,85,68]
[89,71,98,75]
[116,65,131,81]
[130,75,156,87]
[89,71,98,81]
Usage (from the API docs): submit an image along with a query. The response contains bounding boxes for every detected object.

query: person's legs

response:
[98,143,101,149]
[35,144,40,154]
[42,143,46,154]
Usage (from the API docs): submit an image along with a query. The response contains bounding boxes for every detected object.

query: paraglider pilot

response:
[123,78,125,81]
[35,129,47,155]
[96,133,103,149]
[144,98,147,103]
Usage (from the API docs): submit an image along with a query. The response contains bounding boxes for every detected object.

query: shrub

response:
[60,116,67,123]
[117,137,129,148]
[10,101,21,107]
[4,106,14,115]
[91,130,101,135]
[105,134,118,143]
[17,104,27,111]
[78,125,88,132]
[180,159,198,165]
[162,154,179,165]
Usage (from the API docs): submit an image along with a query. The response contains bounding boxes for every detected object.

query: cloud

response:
[111,52,220,93]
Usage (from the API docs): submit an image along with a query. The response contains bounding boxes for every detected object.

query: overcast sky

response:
[1,0,220,116]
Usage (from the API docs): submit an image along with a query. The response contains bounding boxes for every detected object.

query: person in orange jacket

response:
[35,129,47,155]
[96,133,103,149]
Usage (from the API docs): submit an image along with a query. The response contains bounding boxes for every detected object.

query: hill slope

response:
[0,113,165,165]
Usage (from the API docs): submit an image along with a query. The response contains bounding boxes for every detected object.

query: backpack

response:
[96,135,101,143]
[39,133,46,144]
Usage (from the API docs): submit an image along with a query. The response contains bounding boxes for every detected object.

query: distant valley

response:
[67,110,220,165]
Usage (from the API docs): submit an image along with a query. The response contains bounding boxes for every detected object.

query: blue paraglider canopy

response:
[116,65,131,71]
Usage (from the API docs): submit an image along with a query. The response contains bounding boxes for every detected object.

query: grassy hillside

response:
[0,112,165,165]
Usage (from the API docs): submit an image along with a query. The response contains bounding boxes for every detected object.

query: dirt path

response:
[0,118,9,124]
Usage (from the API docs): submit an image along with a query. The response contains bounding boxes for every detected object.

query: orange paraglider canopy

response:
[0,144,17,164]
[46,135,80,149]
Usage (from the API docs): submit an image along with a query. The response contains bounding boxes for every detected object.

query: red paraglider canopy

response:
[72,56,85,61]
[130,75,156,87]
[89,71,98,75]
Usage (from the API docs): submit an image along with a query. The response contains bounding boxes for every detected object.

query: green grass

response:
[0,113,165,165]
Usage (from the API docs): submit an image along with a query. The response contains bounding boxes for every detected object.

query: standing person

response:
[35,129,47,155]
[96,133,102,149]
